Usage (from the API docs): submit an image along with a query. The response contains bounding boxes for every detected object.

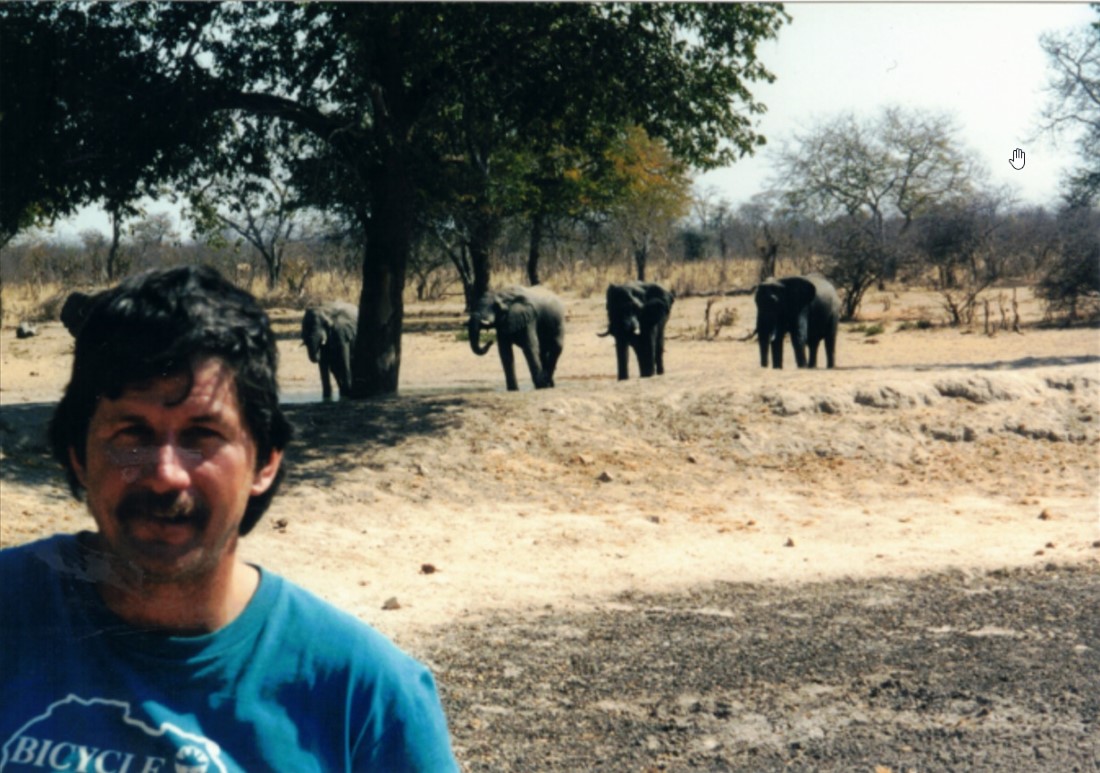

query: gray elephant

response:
[301,301,358,399]
[754,272,840,369]
[468,285,565,391]
[599,281,674,380]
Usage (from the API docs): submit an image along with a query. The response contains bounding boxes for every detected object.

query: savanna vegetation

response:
[2,3,1097,395]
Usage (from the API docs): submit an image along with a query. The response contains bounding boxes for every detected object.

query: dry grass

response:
[0,280,77,326]
[0,256,1071,334]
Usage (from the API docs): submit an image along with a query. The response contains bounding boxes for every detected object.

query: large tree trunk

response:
[106,211,122,281]
[468,212,498,304]
[470,239,491,307]
[351,170,412,398]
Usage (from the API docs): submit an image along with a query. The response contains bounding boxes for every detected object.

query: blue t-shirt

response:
[0,534,458,772]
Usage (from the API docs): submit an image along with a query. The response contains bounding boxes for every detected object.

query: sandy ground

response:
[2,286,1097,655]
[3,285,1099,768]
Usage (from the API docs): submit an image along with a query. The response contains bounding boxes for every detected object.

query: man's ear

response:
[251,449,284,497]
[68,447,88,489]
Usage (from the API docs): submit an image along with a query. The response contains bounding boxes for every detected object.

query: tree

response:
[1036,205,1100,322]
[518,145,606,287]
[773,107,981,317]
[1035,9,1100,322]
[1038,10,1100,208]
[691,188,733,262]
[0,3,223,244]
[0,2,788,397]
[735,192,810,283]
[606,126,694,281]
[913,193,1006,325]
[188,171,301,291]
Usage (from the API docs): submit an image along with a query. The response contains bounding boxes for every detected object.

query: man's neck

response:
[90,543,260,635]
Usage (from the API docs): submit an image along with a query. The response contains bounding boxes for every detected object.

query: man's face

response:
[72,357,282,583]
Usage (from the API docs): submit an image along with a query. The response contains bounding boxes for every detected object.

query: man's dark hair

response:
[49,265,293,535]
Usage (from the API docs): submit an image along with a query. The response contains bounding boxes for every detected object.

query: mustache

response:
[116,490,210,523]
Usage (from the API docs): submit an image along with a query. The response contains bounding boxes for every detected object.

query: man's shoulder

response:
[0,534,74,576]
[258,569,422,672]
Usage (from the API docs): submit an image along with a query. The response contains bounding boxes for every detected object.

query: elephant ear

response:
[301,309,318,337]
[332,309,357,344]
[503,294,537,335]
[783,276,818,307]
[606,284,638,312]
[641,298,669,325]
[755,279,782,304]
[643,284,673,312]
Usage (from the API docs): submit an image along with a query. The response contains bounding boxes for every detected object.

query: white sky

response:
[696,2,1096,211]
[44,3,1097,240]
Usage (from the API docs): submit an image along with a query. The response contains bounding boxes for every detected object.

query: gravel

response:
[431,563,1100,771]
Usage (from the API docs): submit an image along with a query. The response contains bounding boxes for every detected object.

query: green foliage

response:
[0,3,224,241]
[456,328,494,346]
[850,322,885,337]
[1036,205,1100,323]
[0,2,789,395]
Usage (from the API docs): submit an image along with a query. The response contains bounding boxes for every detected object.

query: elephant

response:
[754,272,840,369]
[599,281,674,380]
[301,301,358,399]
[468,285,565,391]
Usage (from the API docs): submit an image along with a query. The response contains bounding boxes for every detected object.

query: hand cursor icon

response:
[1009,148,1025,170]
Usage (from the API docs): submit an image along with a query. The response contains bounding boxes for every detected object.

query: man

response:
[0,266,458,772]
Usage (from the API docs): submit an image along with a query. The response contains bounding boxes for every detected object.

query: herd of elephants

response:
[59,272,841,399]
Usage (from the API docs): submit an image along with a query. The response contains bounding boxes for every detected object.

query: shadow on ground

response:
[0,394,472,495]
[0,403,59,492]
[282,394,467,488]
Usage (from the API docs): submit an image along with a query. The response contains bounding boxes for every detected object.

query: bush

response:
[1035,206,1100,324]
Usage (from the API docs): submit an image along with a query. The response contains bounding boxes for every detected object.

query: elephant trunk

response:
[468,315,494,356]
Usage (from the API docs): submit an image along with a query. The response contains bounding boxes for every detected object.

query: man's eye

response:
[112,427,150,445]
[181,427,224,450]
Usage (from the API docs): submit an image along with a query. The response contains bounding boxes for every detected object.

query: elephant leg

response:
[807,337,820,368]
[824,329,837,369]
[319,361,333,400]
[759,335,770,368]
[654,324,666,375]
[541,344,561,388]
[497,341,520,391]
[335,342,353,396]
[792,340,808,368]
[520,336,547,389]
[771,334,784,369]
[614,337,631,380]
[637,331,655,378]
[791,319,809,368]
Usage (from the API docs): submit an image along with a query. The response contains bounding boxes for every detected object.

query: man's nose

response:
[144,443,199,491]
